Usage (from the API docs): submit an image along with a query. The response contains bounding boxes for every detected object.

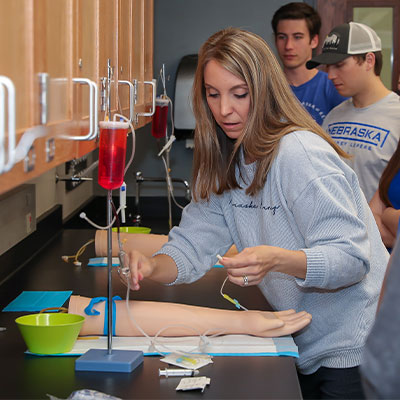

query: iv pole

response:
[75,59,143,373]
[106,58,113,356]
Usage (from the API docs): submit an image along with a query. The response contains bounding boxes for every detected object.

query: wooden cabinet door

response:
[0,0,77,195]
[0,1,33,194]
[0,0,32,135]
[73,0,99,158]
[33,0,76,165]
[99,0,118,120]
[132,0,154,128]
[118,0,134,121]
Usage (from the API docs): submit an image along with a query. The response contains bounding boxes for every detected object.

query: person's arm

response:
[69,295,312,338]
[222,133,384,291]
[369,190,396,248]
[95,230,238,264]
[95,230,238,290]
[123,250,179,289]
[382,207,400,239]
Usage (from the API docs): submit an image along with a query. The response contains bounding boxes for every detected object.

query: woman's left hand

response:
[219,245,307,287]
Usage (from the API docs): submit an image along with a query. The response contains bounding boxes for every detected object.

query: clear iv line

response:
[217,254,249,311]
[118,250,225,356]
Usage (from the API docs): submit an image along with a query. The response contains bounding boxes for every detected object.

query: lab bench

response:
[0,229,302,399]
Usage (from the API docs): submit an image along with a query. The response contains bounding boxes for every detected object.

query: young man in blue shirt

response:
[271,2,347,125]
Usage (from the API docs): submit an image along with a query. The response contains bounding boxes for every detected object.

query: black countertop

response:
[0,229,302,399]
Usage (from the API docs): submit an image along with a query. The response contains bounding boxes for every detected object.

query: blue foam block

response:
[2,291,73,312]
[75,349,144,373]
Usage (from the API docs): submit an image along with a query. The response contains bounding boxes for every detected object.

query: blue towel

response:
[2,290,73,312]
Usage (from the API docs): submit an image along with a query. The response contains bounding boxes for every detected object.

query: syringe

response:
[159,368,199,378]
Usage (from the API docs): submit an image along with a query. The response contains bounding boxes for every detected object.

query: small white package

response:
[176,377,211,392]
[160,352,213,369]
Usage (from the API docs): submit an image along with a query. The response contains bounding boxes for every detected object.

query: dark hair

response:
[271,2,321,39]
[353,51,383,76]
[379,142,400,207]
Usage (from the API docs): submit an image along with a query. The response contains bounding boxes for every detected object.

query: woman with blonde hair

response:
[123,28,388,399]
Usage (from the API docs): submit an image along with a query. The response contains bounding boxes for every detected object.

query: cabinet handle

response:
[64,78,98,141]
[88,79,99,140]
[137,79,156,117]
[0,76,16,174]
[118,80,135,123]
[0,83,5,173]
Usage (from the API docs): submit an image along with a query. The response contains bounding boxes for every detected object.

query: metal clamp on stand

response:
[133,171,190,226]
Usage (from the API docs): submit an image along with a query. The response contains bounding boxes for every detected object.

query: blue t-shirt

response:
[291,70,347,125]
[388,168,400,209]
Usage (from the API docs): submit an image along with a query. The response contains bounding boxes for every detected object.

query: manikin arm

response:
[69,295,311,338]
[95,230,238,259]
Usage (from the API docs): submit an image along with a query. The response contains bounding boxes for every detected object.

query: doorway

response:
[317,0,399,92]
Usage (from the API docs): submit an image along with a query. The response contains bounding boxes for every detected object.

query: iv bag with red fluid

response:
[151,97,169,139]
[98,120,129,190]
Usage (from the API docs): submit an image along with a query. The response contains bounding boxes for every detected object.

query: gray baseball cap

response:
[306,22,381,69]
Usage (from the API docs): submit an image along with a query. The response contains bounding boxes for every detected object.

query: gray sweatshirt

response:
[157,130,388,374]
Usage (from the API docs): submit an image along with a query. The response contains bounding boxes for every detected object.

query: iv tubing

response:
[122,274,224,356]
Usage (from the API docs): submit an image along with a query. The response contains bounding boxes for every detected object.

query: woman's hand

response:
[119,251,179,291]
[219,245,307,287]
[119,250,155,291]
[245,309,312,337]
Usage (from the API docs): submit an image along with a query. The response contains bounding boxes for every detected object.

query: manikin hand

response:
[220,245,307,286]
[247,309,311,337]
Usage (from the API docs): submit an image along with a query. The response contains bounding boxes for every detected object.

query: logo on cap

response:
[323,33,340,51]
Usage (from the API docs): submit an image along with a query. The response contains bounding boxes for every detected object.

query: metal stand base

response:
[75,349,144,373]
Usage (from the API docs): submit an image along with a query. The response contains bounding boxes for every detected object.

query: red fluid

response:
[151,102,169,138]
[98,127,127,190]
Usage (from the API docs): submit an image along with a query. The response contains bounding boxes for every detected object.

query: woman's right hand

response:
[120,251,179,290]
[122,250,156,291]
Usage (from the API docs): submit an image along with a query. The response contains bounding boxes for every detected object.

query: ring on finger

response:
[243,275,249,286]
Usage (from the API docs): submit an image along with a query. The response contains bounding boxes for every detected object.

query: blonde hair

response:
[192,27,347,201]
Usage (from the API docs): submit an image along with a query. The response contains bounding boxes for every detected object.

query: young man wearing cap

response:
[307,22,400,202]
[271,2,347,125]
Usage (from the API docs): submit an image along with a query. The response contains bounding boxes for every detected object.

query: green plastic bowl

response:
[15,313,85,355]
[112,226,151,234]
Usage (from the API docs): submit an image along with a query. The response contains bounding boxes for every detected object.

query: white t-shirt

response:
[323,92,400,202]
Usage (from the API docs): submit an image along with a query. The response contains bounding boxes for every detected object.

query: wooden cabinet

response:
[73,0,99,158]
[0,1,32,134]
[0,0,154,195]
[118,0,134,121]
[132,0,154,128]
